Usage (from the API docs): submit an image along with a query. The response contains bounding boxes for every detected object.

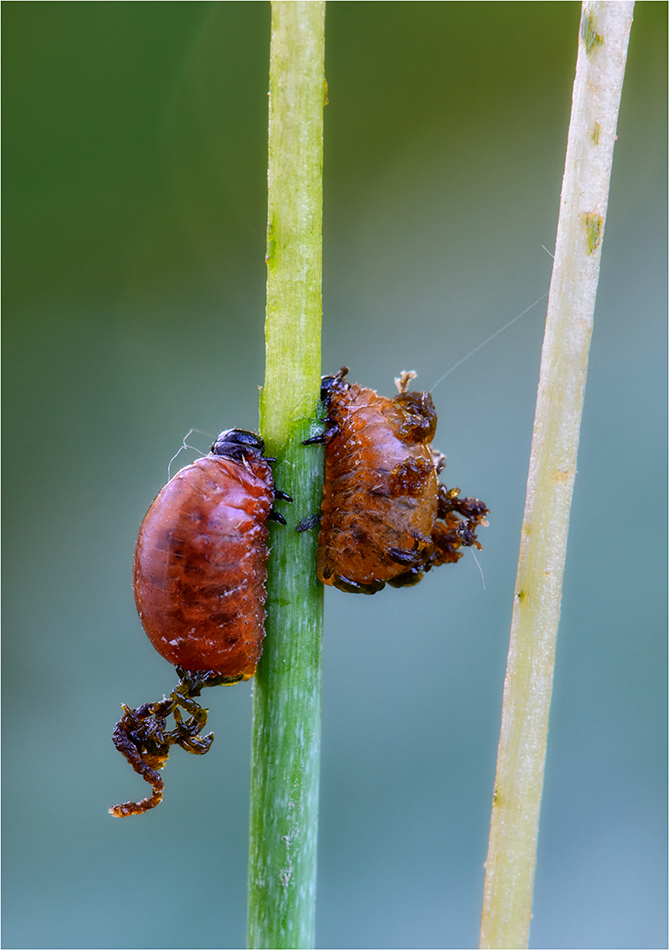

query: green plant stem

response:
[479,4,634,948]
[247,3,326,949]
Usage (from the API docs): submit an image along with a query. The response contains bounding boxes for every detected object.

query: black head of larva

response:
[320,366,350,405]
[211,428,265,462]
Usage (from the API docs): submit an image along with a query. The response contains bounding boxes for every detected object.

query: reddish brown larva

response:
[110,428,289,817]
[304,369,488,594]
[133,429,277,678]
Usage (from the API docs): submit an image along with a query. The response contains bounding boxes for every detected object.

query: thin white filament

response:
[431,290,549,393]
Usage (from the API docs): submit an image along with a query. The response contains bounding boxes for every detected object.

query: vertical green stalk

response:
[248,4,326,949]
[479,4,634,948]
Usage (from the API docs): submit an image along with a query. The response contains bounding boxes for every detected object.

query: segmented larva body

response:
[317,379,438,592]
[309,369,488,594]
[133,430,275,679]
[110,429,292,818]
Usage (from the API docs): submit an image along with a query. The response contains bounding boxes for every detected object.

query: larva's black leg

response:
[388,547,425,566]
[333,574,386,595]
[387,567,425,588]
[268,488,291,525]
[303,419,340,446]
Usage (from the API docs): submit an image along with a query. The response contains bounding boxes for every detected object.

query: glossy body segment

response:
[308,369,489,594]
[317,381,440,591]
[134,452,274,677]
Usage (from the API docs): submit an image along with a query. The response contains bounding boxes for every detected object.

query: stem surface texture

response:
[480,4,634,948]
[248,3,326,949]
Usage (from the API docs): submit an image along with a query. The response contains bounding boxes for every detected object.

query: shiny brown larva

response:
[302,368,488,594]
[134,428,279,678]
[110,428,289,817]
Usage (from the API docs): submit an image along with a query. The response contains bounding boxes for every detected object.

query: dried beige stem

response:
[480,4,634,948]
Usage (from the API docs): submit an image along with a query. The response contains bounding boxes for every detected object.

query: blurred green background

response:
[3,3,666,948]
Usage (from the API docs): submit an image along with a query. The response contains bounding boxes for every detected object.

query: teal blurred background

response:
[3,3,666,948]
